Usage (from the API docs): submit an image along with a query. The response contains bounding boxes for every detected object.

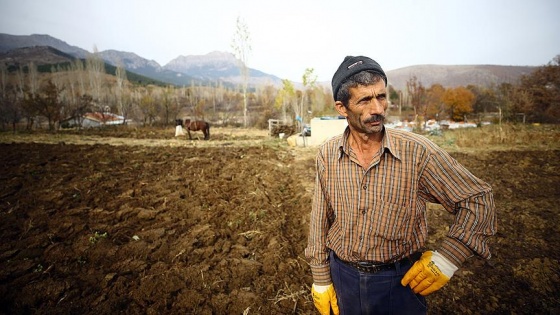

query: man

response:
[304,56,497,315]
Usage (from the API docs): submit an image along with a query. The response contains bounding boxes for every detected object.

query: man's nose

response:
[367,98,385,114]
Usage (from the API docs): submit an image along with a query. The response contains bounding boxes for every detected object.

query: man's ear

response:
[334,101,348,117]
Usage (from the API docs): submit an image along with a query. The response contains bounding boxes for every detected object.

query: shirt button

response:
[361,210,366,214]
[362,185,367,190]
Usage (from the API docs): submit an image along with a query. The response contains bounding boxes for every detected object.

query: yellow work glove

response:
[311,283,339,315]
[401,251,458,296]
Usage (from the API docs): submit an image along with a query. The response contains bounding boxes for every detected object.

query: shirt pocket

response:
[367,200,411,241]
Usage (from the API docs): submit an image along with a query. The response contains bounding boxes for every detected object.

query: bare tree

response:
[0,62,6,100]
[15,67,25,97]
[0,63,7,129]
[231,16,252,127]
[115,62,132,124]
[0,64,22,132]
[299,68,316,129]
[406,75,427,129]
[15,67,36,129]
[72,59,86,96]
[27,62,39,97]
[138,86,158,126]
[161,85,178,125]
[212,81,226,119]
[273,80,290,123]
[66,65,78,113]
[31,79,64,130]
[87,46,105,106]
[75,94,93,129]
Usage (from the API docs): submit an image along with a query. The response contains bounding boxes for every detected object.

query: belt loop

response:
[395,258,402,274]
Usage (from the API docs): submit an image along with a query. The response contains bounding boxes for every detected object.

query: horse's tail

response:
[205,122,210,140]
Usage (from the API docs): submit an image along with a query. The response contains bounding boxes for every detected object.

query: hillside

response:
[386,64,537,90]
[0,45,76,68]
[0,33,89,58]
[0,46,170,86]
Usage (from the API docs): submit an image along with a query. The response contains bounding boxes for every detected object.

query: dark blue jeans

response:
[330,251,427,315]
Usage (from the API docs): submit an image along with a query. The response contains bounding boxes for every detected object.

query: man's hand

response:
[311,283,339,315]
[401,251,458,296]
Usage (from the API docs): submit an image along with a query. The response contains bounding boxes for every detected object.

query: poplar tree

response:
[231,16,252,127]
[274,79,296,123]
[300,68,316,129]
[115,62,131,123]
[86,46,105,108]
[406,75,427,129]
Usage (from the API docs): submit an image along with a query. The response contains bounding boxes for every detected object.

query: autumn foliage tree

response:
[442,86,475,121]
[12,48,560,129]
[518,55,560,123]
[426,84,446,120]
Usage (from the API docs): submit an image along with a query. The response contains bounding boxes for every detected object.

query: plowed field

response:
[1,127,558,314]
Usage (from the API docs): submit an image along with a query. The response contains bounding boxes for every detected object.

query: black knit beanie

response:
[331,55,387,101]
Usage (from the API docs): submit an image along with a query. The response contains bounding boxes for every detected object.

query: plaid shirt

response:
[305,127,497,285]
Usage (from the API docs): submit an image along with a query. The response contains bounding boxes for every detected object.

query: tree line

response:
[1,54,558,132]
[394,55,559,125]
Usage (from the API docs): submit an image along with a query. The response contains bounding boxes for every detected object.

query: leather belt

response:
[336,252,422,273]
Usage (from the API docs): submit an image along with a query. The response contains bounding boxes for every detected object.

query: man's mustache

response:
[364,114,385,123]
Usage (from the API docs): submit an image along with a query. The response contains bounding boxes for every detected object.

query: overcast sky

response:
[1,0,559,83]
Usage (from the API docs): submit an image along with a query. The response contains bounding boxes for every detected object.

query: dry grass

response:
[427,123,560,152]
[1,123,558,153]
[269,282,310,313]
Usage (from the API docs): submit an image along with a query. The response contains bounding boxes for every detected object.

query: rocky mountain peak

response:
[99,49,162,70]
[164,51,239,71]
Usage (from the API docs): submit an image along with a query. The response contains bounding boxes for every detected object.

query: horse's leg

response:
[187,129,192,140]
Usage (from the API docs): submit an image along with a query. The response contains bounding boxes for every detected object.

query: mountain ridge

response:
[0,45,77,67]
[0,33,537,90]
[386,64,536,90]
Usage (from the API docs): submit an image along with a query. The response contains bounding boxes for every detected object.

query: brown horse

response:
[184,119,210,140]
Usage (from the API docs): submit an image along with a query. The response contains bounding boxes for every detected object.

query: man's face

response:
[336,80,388,135]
